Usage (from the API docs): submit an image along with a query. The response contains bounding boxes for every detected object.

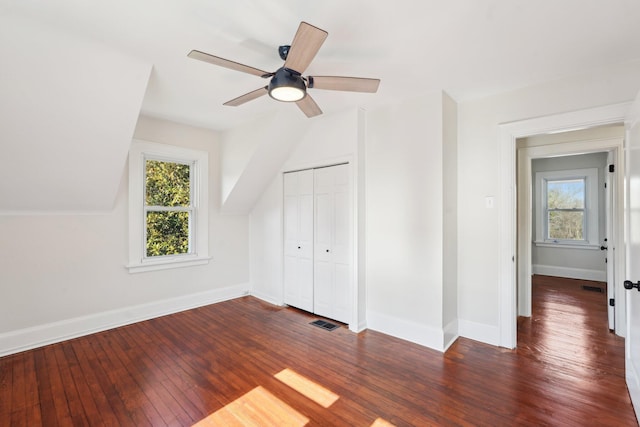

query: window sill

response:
[127,256,212,274]
[533,241,600,250]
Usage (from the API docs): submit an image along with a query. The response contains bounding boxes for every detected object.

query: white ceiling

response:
[4,0,640,131]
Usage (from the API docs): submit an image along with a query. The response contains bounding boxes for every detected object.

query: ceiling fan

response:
[188,21,380,118]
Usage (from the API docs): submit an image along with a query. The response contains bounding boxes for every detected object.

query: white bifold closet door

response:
[313,164,350,323]
[283,169,314,313]
[283,164,351,324]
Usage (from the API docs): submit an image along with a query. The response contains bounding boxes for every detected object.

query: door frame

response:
[498,102,631,348]
[606,150,616,330]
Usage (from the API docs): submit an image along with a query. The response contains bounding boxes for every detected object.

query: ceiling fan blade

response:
[308,76,380,93]
[188,50,270,77]
[284,22,328,74]
[223,87,268,107]
[296,94,323,118]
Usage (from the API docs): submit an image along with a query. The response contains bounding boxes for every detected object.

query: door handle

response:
[624,280,640,291]
[600,245,608,251]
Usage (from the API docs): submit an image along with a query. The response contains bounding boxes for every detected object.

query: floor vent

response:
[582,285,604,293]
[310,320,339,331]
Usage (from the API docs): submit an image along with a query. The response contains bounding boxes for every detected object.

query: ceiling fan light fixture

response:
[268,68,306,102]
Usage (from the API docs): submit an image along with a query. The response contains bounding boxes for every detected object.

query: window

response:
[534,168,599,248]
[128,140,209,273]
[145,159,192,257]
[546,178,585,241]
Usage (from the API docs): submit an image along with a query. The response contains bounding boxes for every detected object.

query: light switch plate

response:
[485,196,495,209]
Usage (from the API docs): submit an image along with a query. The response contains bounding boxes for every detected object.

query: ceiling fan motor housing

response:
[268,68,307,102]
[278,45,290,60]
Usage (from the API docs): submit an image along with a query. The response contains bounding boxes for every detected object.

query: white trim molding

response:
[534,168,599,247]
[0,284,249,357]
[250,289,283,307]
[128,140,210,273]
[458,319,501,347]
[443,319,459,352]
[366,310,446,352]
[500,102,630,348]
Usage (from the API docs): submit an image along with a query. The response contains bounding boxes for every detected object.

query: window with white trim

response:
[128,140,210,273]
[534,168,599,249]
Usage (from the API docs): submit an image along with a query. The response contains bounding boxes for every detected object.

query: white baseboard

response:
[627,355,640,417]
[351,319,368,333]
[367,310,445,352]
[458,319,501,347]
[0,283,249,357]
[443,319,459,351]
[249,289,283,307]
[532,264,606,282]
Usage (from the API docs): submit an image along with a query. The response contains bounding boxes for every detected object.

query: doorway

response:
[497,102,630,349]
[516,127,621,336]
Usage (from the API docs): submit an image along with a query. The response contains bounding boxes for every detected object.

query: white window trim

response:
[534,167,599,250]
[127,140,210,273]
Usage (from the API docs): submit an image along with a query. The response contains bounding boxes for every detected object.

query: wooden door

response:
[283,170,314,312]
[313,164,351,323]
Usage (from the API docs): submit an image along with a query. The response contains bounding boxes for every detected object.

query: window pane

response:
[145,160,190,207]
[146,211,190,256]
[548,211,584,240]
[547,179,584,209]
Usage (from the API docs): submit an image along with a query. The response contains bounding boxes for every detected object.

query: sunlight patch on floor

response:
[192,386,309,427]
[371,418,396,427]
[274,368,340,408]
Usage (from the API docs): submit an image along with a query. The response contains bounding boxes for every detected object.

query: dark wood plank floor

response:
[1,275,637,426]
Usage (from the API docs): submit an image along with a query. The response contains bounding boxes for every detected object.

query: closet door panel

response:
[333,263,351,323]
[331,165,351,323]
[313,260,332,318]
[283,170,314,312]
[299,193,314,259]
[283,195,299,257]
[313,183,332,318]
[313,164,351,322]
[297,171,314,313]
[333,183,350,262]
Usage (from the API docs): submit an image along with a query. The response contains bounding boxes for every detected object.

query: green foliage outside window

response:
[547,179,585,240]
[145,160,191,257]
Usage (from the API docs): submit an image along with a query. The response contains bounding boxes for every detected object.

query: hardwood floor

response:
[1,275,637,426]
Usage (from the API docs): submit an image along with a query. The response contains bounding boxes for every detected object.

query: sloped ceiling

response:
[2,1,640,212]
[220,110,311,214]
[4,1,640,132]
[0,11,151,212]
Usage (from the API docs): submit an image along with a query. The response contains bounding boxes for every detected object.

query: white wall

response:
[457,60,640,345]
[220,115,266,204]
[442,92,458,347]
[0,12,151,213]
[249,174,283,306]
[0,116,251,356]
[220,111,309,214]
[366,93,446,349]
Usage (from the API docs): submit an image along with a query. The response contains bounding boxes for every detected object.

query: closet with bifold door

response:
[283,163,351,324]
